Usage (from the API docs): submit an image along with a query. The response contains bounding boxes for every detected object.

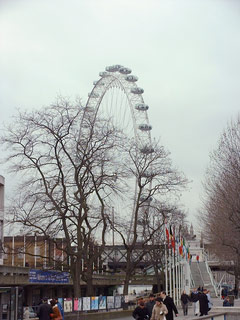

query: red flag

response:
[179,245,183,256]
[166,227,170,246]
[170,226,175,252]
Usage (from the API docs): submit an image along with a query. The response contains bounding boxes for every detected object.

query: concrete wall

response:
[227,313,240,320]
[65,309,133,320]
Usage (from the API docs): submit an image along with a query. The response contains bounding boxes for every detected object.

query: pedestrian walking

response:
[37,298,53,320]
[221,287,228,299]
[150,297,168,320]
[180,290,190,316]
[206,290,213,311]
[233,286,238,299]
[199,289,209,316]
[196,255,199,263]
[55,298,64,320]
[132,301,150,320]
[50,299,62,320]
[145,294,156,317]
[190,288,200,316]
[223,296,231,306]
[23,306,30,320]
[160,291,178,320]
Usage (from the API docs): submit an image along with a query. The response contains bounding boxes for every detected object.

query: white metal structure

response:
[84,65,153,241]
[85,65,152,150]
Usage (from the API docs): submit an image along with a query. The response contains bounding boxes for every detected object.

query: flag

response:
[179,237,183,256]
[170,226,175,252]
[166,227,170,247]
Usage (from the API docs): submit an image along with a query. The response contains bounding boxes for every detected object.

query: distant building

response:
[3,236,68,269]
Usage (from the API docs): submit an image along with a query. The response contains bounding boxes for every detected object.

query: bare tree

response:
[109,140,187,295]
[1,98,187,297]
[200,116,240,290]
[1,98,126,297]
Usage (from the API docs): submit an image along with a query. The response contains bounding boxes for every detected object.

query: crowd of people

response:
[132,287,214,319]
[188,287,212,316]
[221,286,238,307]
[23,285,236,320]
[23,298,64,320]
[132,291,178,320]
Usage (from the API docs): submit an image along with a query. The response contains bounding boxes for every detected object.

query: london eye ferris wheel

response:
[83,65,154,240]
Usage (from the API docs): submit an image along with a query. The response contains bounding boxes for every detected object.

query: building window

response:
[34,246,40,258]
[17,247,24,259]
[3,247,8,259]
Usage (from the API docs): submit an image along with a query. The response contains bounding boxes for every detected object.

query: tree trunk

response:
[153,265,162,293]
[71,259,81,297]
[123,269,131,295]
[123,247,134,296]
[86,272,94,296]
[73,277,81,298]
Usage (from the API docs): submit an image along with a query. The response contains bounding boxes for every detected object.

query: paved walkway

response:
[113,297,240,320]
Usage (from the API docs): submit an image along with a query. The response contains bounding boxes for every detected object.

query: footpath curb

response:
[65,309,133,320]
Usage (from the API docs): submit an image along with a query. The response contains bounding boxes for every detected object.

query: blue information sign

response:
[29,269,69,283]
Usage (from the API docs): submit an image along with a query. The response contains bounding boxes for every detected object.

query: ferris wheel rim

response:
[82,65,154,243]
[84,68,153,150]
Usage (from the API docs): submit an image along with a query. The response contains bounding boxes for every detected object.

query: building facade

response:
[3,236,68,269]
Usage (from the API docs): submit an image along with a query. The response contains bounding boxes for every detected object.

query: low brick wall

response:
[65,309,132,320]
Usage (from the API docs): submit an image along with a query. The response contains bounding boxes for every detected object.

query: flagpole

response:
[178,238,181,303]
[44,238,47,268]
[164,223,168,295]
[23,235,26,267]
[175,230,179,305]
[169,243,172,297]
[176,257,179,304]
[177,228,182,304]
[172,227,176,303]
[34,235,37,268]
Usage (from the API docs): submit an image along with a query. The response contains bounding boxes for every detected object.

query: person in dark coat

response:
[132,301,150,320]
[233,287,238,299]
[221,287,228,299]
[145,294,156,317]
[160,292,178,320]
[190,288,200,316]
[37,298,53,320]
[180,290,190,316]
[223,296,231,307]
[199,289,209,316]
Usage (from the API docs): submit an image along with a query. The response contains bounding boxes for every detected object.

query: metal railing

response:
[203,253,218,297]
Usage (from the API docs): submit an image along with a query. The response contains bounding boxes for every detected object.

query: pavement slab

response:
[112,297,240,320]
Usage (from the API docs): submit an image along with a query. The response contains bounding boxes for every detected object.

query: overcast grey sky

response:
[1,0,240,227]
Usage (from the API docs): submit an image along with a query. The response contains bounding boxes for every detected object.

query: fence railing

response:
[203,253,218,297]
